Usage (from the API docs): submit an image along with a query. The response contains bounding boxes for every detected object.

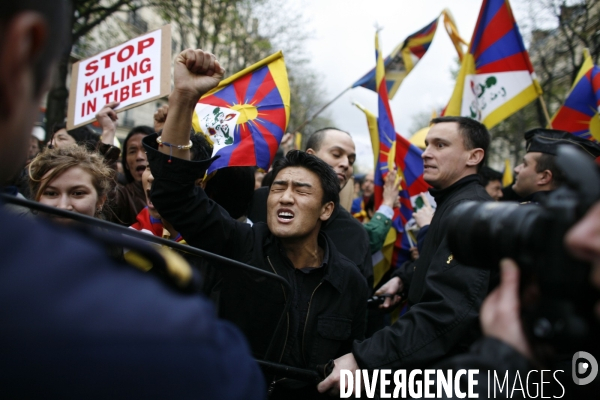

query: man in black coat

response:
[512,128,600,203]
[249,128,375,288]
[319,116,494,395]
[0,1,264,398]
[146,48,369,399]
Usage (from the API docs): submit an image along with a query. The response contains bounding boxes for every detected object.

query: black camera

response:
[447,146,600,360]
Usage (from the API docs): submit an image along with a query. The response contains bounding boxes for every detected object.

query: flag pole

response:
[292,87,351,134]
[538,96,553,128]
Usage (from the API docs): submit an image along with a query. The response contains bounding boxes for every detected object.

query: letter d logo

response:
[572,351,598,385]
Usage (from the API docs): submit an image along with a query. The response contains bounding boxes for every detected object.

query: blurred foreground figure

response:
[0,2,263,398]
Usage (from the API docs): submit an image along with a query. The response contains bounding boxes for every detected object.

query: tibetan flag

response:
[373,32,397,210]
[352,17,439,99]
[390,132,430,270]
[192,51,290,173]
[354,102,430,286]
[551,49,600,142]
[444,0,542,129]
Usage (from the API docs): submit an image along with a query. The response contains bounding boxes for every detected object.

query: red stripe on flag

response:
[255,122,280,159]
[250,71,277,105]
[232,74,252,104]
[473,4,514,60]
[410,45,427,59]
[257,107,286,128]
[228,124,257,166]
[199,95,232,108]
[476,51,531,74]
[553,107,593,133]
[394,143,409,170]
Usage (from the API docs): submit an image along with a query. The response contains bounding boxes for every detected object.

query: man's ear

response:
[306,148,316,156]
[0,13,49,117]
[538,169,553,186]
[466,148,485,168]
[319,201,335,222]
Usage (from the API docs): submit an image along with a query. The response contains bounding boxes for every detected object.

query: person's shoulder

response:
[327,206,368,234]
[448,178,493,207]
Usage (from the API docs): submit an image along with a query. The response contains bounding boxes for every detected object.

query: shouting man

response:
[144,48,369,399]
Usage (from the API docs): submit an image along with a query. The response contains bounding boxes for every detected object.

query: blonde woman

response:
[29,145,113,220]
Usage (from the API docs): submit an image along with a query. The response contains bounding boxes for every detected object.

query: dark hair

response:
[478,166,503,186]
[190,131,213,162]
[52,122,67,134]
[534,153,565,188]
[261,169,275,187]
[0,1,70,95]
[48,123,99,151]
[205,167,255,219]
[305,127,351,152]
[270,150,339,206]
[430,116,490,171]
[121,126,154,183]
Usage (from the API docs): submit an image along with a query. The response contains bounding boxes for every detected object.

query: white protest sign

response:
[67,25,171,129]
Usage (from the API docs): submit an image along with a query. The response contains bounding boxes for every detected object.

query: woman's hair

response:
[28,145,114,214]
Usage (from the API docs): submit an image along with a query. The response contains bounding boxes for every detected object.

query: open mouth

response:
[277,209,295,223]
[136,165,147,174]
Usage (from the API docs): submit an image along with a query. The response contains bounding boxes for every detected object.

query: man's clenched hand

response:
[173,49,224,102]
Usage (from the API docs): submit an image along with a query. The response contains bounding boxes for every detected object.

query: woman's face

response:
[51,129,76,149]
[38,166,103,218]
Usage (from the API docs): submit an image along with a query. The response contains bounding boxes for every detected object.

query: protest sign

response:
[67,25,171,129]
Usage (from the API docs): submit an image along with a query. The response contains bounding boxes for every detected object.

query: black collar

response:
[428,175,480,206]
[518,190,552,204]
[266,232,345,293]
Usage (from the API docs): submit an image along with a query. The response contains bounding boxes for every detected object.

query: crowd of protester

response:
[2,1,600,399]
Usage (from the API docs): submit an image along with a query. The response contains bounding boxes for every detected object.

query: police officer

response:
[0,2,263,398]
[512,128,600,202]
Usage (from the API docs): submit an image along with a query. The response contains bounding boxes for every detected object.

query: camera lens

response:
[447,201,549,271]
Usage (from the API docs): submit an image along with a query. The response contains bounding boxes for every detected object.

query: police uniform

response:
[0,204,265,399]
[519,128,600,203]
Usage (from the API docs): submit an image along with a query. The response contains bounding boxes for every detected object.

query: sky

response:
[299,0,532,172]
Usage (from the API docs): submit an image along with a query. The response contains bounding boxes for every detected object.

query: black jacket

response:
[144,135,369,368]
[0,205,264,399]
[249,185,374,289]
[352,175,494,370]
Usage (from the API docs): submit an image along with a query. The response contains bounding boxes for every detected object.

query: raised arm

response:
[160,49,224,160]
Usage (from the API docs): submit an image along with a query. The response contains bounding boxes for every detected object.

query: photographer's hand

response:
[481,259,533,360]
[161,49,224,160]
[375,276,403,309]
